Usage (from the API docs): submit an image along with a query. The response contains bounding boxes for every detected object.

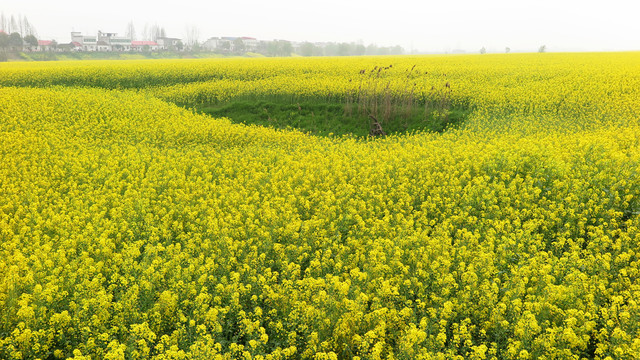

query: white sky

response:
[2,0,639,53]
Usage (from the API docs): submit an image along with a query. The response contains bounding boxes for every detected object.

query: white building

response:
[203,37,223,51]
[71,32,98,51]
[240,37,258,51]
[157,37,182,50]
[70,31,138,52]
[203,37,233,51]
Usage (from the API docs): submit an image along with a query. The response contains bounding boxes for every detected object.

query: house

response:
[70,31,131,51]
[109,37,132,51]
[71,42,83,51]
[68,30,183,52]
[203,37,222,51]
[56,43,74,52]
[131,41,159,51]
[98,31,131,51]
[205,37,233,52]
[96,40,111,51]
[36,40,54,52]
[204,36,257,52]
[71,32,98,51]
[240,37,258,51]
[157,37,182,50]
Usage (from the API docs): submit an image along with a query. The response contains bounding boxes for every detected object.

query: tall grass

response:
[346,65,454,136]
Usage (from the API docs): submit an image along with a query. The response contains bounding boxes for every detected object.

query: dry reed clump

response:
[345,65,453,136]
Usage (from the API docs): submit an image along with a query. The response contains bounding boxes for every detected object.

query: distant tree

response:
[0,13,6,32]
[175,40,183,51]
[266,41,277,56]
[9,15,17,34]
[18,15,25,35]
[365,44,378,56]
[300,42,315,57]
[147,24,167,42]
[338,42,351,56]
[142,24,150,41]
[126,21,136,40]
[505,47,510,53]
[51,40,58,51]
[220,41,230,53]
[233,38,245,54]
[480,46,486,54]
[8,32,22,51]
[149,24,157,41]
[0,31,9,58]
[391,45,404,55]
[324,43,339,56]
[23,34,37,50]
[354,44,366,56]
[150,24,165,42]
[266,40,292,57]
[280,40,292,56]
[18,15,36,37]
[0,31,8,48]
[376,47,390,55]
[185,25,200,48]
[538,45,546,53]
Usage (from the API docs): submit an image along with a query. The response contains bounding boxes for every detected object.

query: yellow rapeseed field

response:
[1,53,639,359]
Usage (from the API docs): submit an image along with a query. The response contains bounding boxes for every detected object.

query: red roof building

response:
[131,41,158,46]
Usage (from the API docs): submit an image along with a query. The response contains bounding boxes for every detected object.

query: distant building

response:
[203,36,258,52]
[71,42,83,51]
[97,40,111,52]
[157,37,181,50]
[71,32,97,51]
[240,37,258,51]
[100,31,132,51]
[56,43,74,52]
[203,37,227,51]
[203,37,233,52]
[70,31,162,52]
[131,41,159,51]
[36,40,54,52]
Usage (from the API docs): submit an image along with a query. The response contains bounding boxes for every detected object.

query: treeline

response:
[215,40,404,57]
[298,42,404,57]
[0,13,37,37]
[0,13,39,61]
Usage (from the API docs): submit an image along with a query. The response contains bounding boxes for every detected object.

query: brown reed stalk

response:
[346,64,454,136]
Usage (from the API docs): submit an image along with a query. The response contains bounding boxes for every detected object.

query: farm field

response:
[1,53,640,359]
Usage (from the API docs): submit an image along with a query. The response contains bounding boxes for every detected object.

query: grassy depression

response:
[194,99,471,137]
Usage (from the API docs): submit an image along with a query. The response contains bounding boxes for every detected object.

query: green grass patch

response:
[196,99,471,137]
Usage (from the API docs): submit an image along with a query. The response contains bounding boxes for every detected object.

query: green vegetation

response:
[196,99,470,137]
[194,65,471,137]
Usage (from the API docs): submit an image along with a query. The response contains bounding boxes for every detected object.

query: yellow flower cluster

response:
[1,53,640,359]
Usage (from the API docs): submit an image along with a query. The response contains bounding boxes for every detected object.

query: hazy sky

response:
[2,0,639,53]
